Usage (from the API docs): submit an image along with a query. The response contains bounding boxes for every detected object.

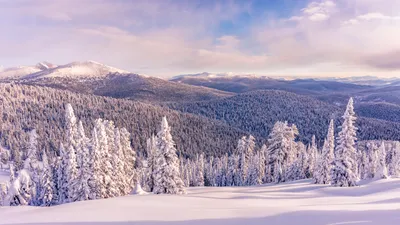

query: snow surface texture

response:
[1,179,400,225]
[0,170,9,183]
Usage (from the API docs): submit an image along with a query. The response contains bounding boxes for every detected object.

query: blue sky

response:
[1,0,400,77]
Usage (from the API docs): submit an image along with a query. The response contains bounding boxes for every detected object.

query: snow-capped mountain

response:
[22,60,129,80]
[0,63,51,79]
[0,61,129,80]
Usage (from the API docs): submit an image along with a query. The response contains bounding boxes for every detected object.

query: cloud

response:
[301,0,336,21]
[1,0,400,77]
[363,51,400,70]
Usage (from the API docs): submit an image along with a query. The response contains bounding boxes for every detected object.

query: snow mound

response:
[1,179,400,224]
[22,61,129,80]
[131,183,148,195]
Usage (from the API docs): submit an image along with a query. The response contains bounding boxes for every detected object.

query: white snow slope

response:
[1,179,400,225]
[22,61,128,80]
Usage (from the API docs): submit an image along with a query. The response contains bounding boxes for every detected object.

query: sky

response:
[1,0,400,78]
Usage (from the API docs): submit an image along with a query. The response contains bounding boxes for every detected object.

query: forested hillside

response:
[0,84,247,158]
[172,75,369,95]
[168,90,400,144]
[12,73,233,103]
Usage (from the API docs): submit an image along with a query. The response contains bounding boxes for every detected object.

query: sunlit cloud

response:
[1,0,400,77]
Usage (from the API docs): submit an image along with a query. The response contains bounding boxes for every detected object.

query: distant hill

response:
[168,90,400,145]
[171,74,370,95]
[16,73,233,103]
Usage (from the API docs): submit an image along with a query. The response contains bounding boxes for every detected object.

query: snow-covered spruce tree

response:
[113,128,126,196]
[94,119,112,198]
[0,182,8,206]
[144,135,157,192]
[75,121,92,201]
[257,148,266,185]
[153,117,185,194]
[65,145,78,202]
[120,127,137,194]
[314,119,335,184]
[247,151,260,186]
[90,126,102,199]
[37,151,54,206]
[0,146,9,169]
[50,157,60,205]
[7,170,34,206]
[236,136,247,186]
[9,164,15,183]
[359,149,369,180]
[57,143,68,204]
[331,97,359,187]
[24,129,40,205]
[194,154,205,186]
[369,144,379,179]
[376,142,388,179]
[9,146,21,171]
[267,121,298,183]
[389,142,400,177]
[65,103,78,150]
[307,135,318,178]
[103,120,118,198]
[226,154,238,186]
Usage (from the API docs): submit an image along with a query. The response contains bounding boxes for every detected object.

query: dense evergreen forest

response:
[0,84,248,158]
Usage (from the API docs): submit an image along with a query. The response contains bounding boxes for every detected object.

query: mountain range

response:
[1,61,400,157]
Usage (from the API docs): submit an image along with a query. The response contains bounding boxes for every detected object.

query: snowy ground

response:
[1,179,400,225]
[0,169,9,183]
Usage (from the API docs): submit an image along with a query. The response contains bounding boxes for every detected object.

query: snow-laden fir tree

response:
[24,129,40,205]
[9,164,15,183]
[307,135,318,178]
[267,121,298,183]
[389,142,400,177]
[57,143,68,204]
[65,103,78,150]
[75,121,92,201]
[369,144,379,179]
[226,154,238,186]
[0,182,8,206]
[11,145,23,171]
[37,151,54,206]
[7,170,33,206]
[144,135,157,192]
[65,145,78,202]
[331,97,359,187]
[375,142,388,179]
[90,127,102,199]
[257,148,266,185]
[153,117,185,194]
[194,154,205,186]
[113,128,126,196]
[314,120,335,184]
[102,120,118,198]
[359,149,369,180]
[120,127,137,194]
[236,136,247,186]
